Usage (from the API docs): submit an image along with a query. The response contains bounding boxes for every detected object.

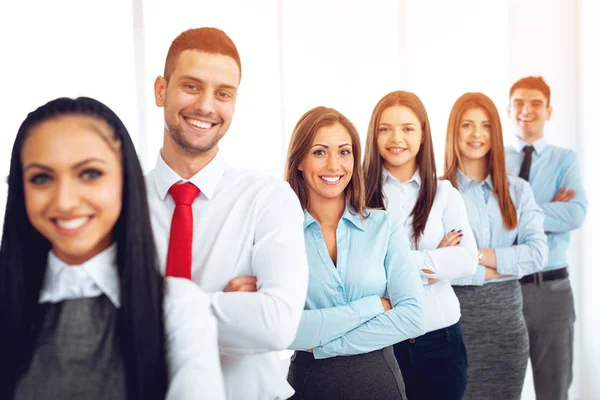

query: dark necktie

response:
[166,182,200,279]
[518,146,534,181]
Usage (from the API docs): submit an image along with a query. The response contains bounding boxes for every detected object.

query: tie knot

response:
[523,145,534,154]
[169,182,199,206]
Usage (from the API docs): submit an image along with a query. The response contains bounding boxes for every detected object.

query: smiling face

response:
[155,50,240,158]
[298,122,354,206]
[376,105,422,177]
[21,115,123,265]
[457,107,492,162]
[508,88,552,142]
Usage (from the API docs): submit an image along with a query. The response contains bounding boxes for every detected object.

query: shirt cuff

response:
[452,264,486,286]
[495,247,518,277]
[352,295,385,324]
[313,338,340,359]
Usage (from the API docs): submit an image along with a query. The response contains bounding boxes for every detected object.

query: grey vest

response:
[14,295,127,400]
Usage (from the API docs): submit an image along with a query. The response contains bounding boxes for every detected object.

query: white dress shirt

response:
[40,244,226,400]
[146,151,309,400]
[382,169,478,332]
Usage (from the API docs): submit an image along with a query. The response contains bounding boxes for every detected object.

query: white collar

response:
[152,150,226,201]
[382,167,421,187]
[40,244,120,307]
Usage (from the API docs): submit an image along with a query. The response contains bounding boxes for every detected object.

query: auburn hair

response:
[164,27,241,81]
[442,92,517,230]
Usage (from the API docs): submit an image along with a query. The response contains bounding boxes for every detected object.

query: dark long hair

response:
[0,97,167,399]
[364,91,437,248]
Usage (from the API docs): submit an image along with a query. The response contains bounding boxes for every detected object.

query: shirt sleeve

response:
[413,184,478,282]
[495,182,548,277]
[288,295,385,350]
[451,264,486,286]
[164,278,226,400]
[313,218,425,359]
[210,182,309,355]
[540,151,588,233]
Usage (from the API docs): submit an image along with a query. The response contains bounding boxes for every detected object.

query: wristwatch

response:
[478,250,484,261]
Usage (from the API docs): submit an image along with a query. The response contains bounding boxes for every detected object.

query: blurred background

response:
[0,0,597,397]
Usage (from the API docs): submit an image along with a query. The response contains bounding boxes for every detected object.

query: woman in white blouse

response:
[363,91,479,399]
[0,97,225,400]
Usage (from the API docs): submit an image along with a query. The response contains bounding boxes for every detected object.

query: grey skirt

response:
[453,280,529,400]
[287,346,406,400]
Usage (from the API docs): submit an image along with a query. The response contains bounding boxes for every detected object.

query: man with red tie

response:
[145,27,308,400]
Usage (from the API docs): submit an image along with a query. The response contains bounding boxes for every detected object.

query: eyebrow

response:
[461,119,491,123]
[379,122,416,126]
[311,143,352,149]
[23,158,107,172]
[179,74,238,91]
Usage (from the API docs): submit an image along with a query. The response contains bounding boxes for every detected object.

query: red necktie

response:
[166,182,199,279]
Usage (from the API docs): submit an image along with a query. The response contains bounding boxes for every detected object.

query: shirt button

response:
[409,338,416,344]
[337,286,343,293]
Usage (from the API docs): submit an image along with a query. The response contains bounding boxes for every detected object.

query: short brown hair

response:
[442,92,517,230]
[284,106,366,217]
[163,27,241,81]
[509,76,551,105]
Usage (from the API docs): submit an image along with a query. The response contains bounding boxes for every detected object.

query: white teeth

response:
[388,148,406,154]
[56,217,90,230]
[186,118,212,129]
[321,176,341,183]
[468,142,483,148]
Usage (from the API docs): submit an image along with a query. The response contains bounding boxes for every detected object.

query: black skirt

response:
[287,346,406,400]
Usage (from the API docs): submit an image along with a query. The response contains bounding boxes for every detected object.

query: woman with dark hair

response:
[363,90,478,399]
[0,97,225,400]
[442,92,547,399]
[284,106,425,400]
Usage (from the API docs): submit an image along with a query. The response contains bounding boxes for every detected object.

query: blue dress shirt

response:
[289,207,425,359]
[452,171,548,286]
[506,137,588,271]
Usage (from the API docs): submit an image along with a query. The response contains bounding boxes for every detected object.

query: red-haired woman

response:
[442,92,547,399]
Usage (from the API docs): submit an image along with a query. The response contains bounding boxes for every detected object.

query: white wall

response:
[0,1,597,397]
[577,0,600,398]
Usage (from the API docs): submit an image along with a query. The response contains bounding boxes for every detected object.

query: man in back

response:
[145,27,308,400]
[506,76,587,400]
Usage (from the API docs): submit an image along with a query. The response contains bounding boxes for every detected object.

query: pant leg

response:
[394,322,468,400]
[521,277,575,400]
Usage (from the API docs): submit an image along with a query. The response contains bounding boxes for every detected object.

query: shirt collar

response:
[152,150,226,200]
[513,136,547,155]
[457,169,494,192]
[382,167,421,188]
[42,244,120,307]
[303,206,365,232]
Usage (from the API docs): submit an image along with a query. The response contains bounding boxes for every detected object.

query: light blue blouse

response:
[452,171,548,286]
[289,207,425,359]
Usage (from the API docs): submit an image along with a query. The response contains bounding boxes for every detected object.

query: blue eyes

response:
[28,169,103,185]
[29,173,51,185]
[81,169,103,180]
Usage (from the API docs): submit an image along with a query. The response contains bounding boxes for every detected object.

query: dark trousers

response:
[393,321,467,400]
[521,276,575,400]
